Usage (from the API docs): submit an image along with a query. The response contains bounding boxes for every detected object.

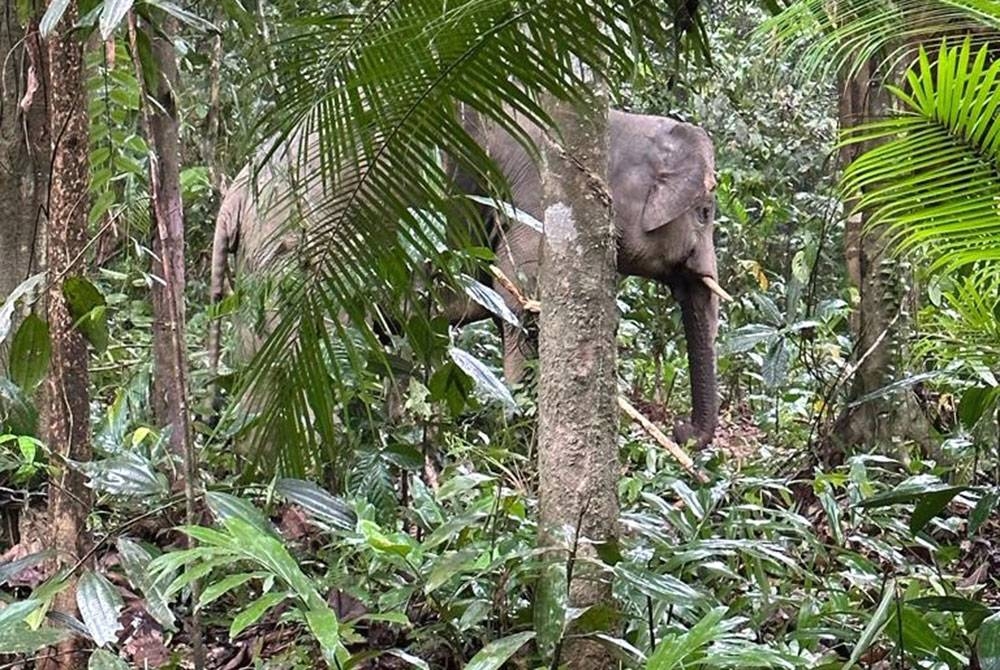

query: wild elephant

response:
[209,109,724,447]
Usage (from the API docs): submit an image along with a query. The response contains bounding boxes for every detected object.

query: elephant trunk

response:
[673,277,719,449]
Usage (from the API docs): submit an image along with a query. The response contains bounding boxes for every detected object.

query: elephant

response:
[209,109,724,448]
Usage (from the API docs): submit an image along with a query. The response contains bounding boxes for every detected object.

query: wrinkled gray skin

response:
[210,110,719,448]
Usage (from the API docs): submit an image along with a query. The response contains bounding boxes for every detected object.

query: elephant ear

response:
[641,122,716,233]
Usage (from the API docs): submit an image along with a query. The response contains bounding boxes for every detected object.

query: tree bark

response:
[134,15,193,471]
[831,59,932,459]
[0,7,48,364]
[535,88,619,668]
[41,1,92,668]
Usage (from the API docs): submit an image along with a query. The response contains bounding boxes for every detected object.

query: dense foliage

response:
[0,0,998,668]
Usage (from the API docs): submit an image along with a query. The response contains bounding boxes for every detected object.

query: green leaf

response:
[206,491,277,537]
[959,387,1000,429]
[762,338,789,389]
[116,538,175,630]
[0,599,41,629]
[89,649,131,670]
[72,453,169,497]
[971,490,999,535]
[99,0,134,39]
[859,475,959,508]
[889,606,941,656]
[464,631,536,670]
[385,649,430,670]
[62,276,108,353]
[229,592,287,639]
[457,274,520,328]
[274,478,356,531]
[615,565,703,606]
[646,607,728,670]
[39,0,71,36]
[141,0,219,32]
[304,606,344,665]
[724,323,777,354]
[978,612,1000,670]
[424,550,478,595]
[197,572,267,610]
[77,570,124,647]
[910,486,969,534]
[0,624,69,654]
[841,582,896,670]
[9,315,50,390]
[448,347,515,410]
[467,195,545,233]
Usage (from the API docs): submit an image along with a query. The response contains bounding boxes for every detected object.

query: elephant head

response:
[609,112,723,449]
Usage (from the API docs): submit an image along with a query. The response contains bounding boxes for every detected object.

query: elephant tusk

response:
[701,276,733,303]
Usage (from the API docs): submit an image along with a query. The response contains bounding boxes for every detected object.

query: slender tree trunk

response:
[535,87,619,669]
[41,2,91,668]
[133,15,193,471]
[0,7,48,362]
[130,15,204,666]
[831,59,932,459]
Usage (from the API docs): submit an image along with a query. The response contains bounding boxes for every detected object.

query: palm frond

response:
[840,38,1000,273]
[760,0,1000,82]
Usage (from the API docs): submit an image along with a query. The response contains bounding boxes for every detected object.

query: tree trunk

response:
[535,88,619,668]
[0,7,48,363]
[831,59,932,460]
[134,15,193,471]
[41,2,92,668]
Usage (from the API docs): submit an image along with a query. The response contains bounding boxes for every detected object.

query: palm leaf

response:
[840,38,1000,274]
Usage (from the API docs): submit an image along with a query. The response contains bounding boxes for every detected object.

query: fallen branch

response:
[489,265,541,313]
[617,395,709,484]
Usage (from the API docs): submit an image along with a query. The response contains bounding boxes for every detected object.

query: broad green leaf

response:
[464,631,536,670]
[304,606,344,665]
[978,612,1000,670]
[437,473,494,501]
[0,623,69,654]
[859,475,957,508]
[9,315,50,390]
[762,338,789,389]
[724,323,777,354]
[889,606,941,656]
[63,276,108,353]
[99,0,134,39]
[206,491,277,537]
[0,599,41,629]
[448,347,515,410]
[116,538,175,630]
[141,0,219,32]
[970,490,999,535]
[77,570,124,647]
[357,519,413,557]
[71,453,169,497]
[274,478,356,531]
[959,386,999,429]
[230,592,287,639]
[615,565,703,606]
[89,649,131,670]
[424,550,478,595]
[910,486,969,534]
